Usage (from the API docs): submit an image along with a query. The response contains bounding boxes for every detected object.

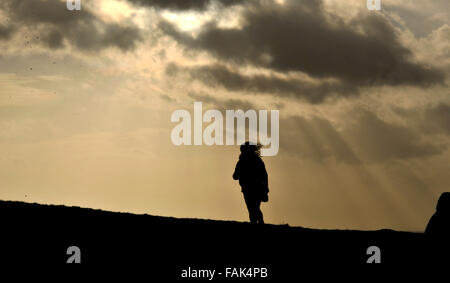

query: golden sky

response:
[0,0,449,231]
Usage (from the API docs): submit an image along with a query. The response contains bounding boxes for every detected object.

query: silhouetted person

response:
[233,142,269,224]
[425,192,450,237]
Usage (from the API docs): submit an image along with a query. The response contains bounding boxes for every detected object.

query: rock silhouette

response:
[425,192,450,236]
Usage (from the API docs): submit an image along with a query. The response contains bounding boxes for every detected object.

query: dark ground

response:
[0,200,448,279]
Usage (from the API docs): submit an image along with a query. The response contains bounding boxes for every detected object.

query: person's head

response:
[240,141,262,157]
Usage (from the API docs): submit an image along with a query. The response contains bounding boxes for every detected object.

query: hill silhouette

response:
[0,200,448,278]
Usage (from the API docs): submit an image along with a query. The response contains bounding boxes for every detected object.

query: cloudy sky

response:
[0,0,449,231]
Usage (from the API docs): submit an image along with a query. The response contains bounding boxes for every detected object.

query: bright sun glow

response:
[161,11,211,32]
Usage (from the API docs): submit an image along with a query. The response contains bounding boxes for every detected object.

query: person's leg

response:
[243,192,257,223]
[255,200,264,224]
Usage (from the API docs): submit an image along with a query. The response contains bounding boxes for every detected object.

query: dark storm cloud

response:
[125,0,244,11]
[160,0,444,91]
[0,0,142,52]
[167,63,358,103]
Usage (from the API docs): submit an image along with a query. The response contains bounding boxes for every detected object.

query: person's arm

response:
[232,160,241,180]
